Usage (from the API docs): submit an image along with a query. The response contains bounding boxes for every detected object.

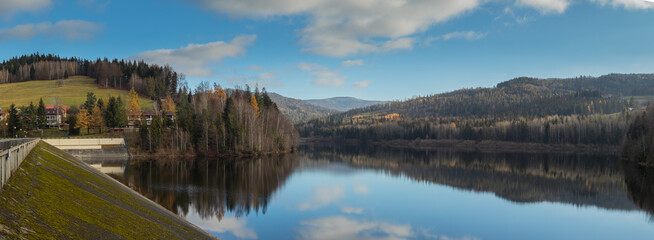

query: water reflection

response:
[622,161,654,217]
[298,145,634,211]
[119,155,298,220]
[106,145,654,239]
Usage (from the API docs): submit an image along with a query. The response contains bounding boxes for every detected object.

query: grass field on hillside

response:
[0,76,153,110]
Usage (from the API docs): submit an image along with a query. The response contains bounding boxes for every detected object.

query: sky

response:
[0,0,653,101]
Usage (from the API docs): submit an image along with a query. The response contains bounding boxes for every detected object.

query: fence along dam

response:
[0,138,215,239]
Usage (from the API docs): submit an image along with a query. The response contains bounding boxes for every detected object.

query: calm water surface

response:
[103,145,654,240]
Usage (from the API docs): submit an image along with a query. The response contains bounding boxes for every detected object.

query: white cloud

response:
[298,186,346,210]
[247,65,265,71]
[353,184,370,194]
[193,0,480,57]
[442,31,487,41]
[299,216,413,240]
[353,80,372,88]
[256,71,275,80]
[516,0,570,14]
[131,35,256,77]
[340,207,364,214]
[186,213,258,239]
[0,20,103,41]
[591,0,654,9]
[311,70,346,88]
[298,62,328,71]
[341,60,364,67]
[0,0,51,17]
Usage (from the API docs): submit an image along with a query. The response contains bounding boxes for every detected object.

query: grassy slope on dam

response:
[0,141,216,239]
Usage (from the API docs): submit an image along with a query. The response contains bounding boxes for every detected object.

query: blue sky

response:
[0,0,653,101]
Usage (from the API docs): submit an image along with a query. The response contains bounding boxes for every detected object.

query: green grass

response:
[0,141,215,239]
[0,76,154,110]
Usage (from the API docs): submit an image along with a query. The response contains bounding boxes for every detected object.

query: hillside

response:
[312,74,652,122]
[0,76,154,110]
[297,73,647,147]
[305,97,387,111]
[268,93,337,123]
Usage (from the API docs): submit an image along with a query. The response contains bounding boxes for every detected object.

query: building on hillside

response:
[45,106,68,128]
[142,110,175,126]
[127,110,142,128]
[0,108,5,122]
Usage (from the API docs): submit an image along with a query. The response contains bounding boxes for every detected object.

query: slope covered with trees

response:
[267,93,337,123]
[622,105,654,166]
[298,74,640,147]
[0,53,298,156]
[305,97,387,112]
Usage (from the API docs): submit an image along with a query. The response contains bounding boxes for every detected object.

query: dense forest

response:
[139,84,298,155]
[298,76,636,146]
[622,104,654,166]
[0,53,298,155]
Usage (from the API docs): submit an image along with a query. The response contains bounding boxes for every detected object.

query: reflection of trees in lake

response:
[299,145,636,211]
[122,154,298,220]
[622,161,654,217]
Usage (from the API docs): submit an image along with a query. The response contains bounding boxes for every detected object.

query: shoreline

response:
[300,137,620,154]
[128,149,294,163]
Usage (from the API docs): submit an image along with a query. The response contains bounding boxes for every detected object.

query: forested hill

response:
[297,74,649,147]
[324,74,639,121]
[268,93,337,123]
[305,97,387,112]
[498,74,654,96]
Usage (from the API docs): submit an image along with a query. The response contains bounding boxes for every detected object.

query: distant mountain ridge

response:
[305,97,387,111]
[268,93,337,123]
[268,94,386,123]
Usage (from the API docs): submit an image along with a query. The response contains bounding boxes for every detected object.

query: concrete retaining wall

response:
[0,139,39,190]
[43,138,129,163]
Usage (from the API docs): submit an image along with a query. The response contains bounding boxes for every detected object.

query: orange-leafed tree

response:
[250,95,259,113]
[162,95,176,113]
[128,88,142,124]
[91,105,104,134]
[78,108,90,135]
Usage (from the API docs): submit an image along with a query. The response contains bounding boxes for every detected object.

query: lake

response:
[103,145,654,240]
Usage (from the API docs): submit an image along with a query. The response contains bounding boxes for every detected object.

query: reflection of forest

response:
[117,145,653,221]
[121,154,298,220]
[298,145,637,211]
[622,162,654,217]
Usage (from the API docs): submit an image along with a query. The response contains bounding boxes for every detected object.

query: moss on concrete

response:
[0,141,216,239]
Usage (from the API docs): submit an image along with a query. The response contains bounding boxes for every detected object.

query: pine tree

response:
[37,98,46,129]
[8,104,20,138]
[83,92,97,112]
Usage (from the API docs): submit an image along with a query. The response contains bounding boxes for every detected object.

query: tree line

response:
[0,53,298,155]
[299,113,630,146]
[141,84,298,155]
[622,104,654,166]
[298,77,635,146]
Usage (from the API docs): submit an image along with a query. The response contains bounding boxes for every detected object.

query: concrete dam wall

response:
[0,141,216,239]
[43,138,130,164]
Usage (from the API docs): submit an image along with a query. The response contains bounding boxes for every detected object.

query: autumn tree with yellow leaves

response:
[78,108,90,135]
[128,88,142,124]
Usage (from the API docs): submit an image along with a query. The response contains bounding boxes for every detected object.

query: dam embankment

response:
[43,138,130,163]
[0,141,216,239]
